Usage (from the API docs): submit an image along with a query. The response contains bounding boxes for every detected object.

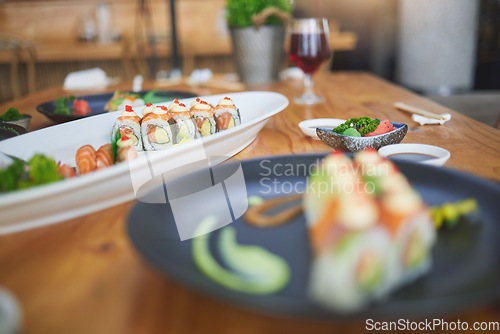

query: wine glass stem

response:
[304,74,315,97]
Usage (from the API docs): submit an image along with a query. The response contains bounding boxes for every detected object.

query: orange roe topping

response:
[146,103,153,107]
[179,103,186,108]
[125,105,133,112]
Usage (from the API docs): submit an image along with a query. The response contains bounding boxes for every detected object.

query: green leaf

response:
[226,0,292,27]
[0,108,24,121]
[0,158,25,192]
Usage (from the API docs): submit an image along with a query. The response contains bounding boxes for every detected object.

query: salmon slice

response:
[147,124,158,143]
[309,197,339,255]
[76,145,97,175]
[216,112,232,131]
[195,117,206,130]
[57,162,76,178]
[96,143,114,169]
[119,127,134,139]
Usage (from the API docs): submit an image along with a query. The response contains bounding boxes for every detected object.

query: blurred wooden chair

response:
[0,34,36,99]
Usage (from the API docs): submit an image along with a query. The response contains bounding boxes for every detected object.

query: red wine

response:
[289,32,331,74]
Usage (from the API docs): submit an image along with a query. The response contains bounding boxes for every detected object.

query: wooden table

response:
[0,72,499,334]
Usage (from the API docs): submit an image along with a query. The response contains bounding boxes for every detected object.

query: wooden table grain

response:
[0,72,499,334]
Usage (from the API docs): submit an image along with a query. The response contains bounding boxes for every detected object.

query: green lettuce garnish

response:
[0,158,25,192]
[54,96,76,115]
[0,154,63,193]
[332,117,381,136]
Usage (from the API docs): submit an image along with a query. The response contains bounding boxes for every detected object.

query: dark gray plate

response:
[36,90,197,124]
[317,122,408,152]
[127,154,500,319]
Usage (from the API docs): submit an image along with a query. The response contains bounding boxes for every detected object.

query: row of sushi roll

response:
[303,149,436,313]
[111,96,241,151]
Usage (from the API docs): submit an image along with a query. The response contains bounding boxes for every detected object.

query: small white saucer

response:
[378,143,451,166]
[298,118,345,140]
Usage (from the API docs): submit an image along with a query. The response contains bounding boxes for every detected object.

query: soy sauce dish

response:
[378,143,451,166]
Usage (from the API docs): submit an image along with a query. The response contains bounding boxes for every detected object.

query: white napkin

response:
[63,67,110,90]
[189,68,213,83]
[412,113,451,126]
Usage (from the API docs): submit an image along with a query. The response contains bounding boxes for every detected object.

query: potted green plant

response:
[226,0,292,85]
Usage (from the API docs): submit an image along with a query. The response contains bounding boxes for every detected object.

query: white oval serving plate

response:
[0,91,288,234]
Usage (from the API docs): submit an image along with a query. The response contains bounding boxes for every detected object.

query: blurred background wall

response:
[0,0,499,106]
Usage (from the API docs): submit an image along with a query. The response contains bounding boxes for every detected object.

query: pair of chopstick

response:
[393,102,447,120]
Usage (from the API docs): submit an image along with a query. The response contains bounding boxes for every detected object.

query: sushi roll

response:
[169,102,196,144]
[214,97,241,131]
[111,105,143,152]
[141,106,173,151]
[353,149,436,286]
[190,99,216,138]
[304,150,436,313]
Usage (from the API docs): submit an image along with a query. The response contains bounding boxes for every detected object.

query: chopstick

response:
[393,102,447,120]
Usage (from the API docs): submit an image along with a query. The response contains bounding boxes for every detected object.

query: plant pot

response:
[230,25,285,85]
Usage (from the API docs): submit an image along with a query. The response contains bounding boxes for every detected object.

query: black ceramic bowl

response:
[0,114,31,130]
[316,122,408,152]
[0,123,28,141]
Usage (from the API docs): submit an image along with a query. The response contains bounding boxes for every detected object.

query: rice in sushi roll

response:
[111,105,143,152]
[190,99,216,138]
[141,106,173,151]
[214,97,240,131]
[169,102,196,144]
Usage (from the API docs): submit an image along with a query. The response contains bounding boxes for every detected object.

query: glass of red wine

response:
[289,18,331,104]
